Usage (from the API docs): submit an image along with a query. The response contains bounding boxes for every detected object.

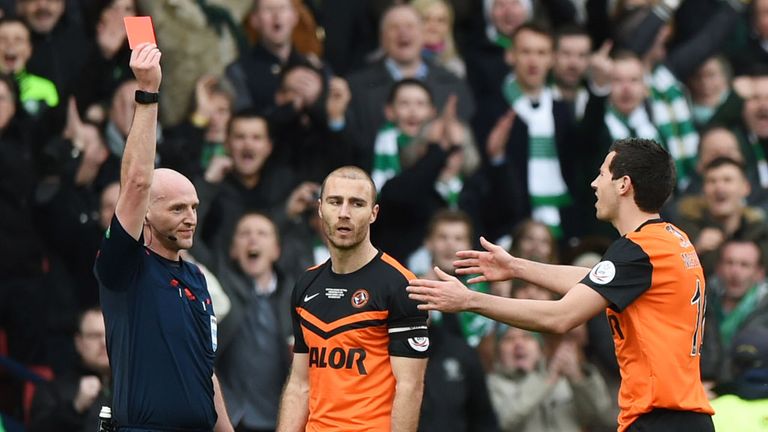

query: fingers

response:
[453,257,478,268]
[479,236,499,252]
[406,287,440,310]
[407,278,448,289]
[433,266,458,282]
[466,275,486,284]
[455,250,480,259]
[131,43,160,66]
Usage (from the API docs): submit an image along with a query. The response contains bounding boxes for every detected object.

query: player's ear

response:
[618,175,632,194]
[370,203,379,223]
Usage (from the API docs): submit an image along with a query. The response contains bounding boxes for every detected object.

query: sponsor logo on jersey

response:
[351,289,370,308]
[589,261,616,285]
[408,337,430,352]
[304,293,320,302]
[308,347,367,374]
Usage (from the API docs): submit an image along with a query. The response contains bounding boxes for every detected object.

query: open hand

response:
[407,267,473,312]
[454,236,515,284]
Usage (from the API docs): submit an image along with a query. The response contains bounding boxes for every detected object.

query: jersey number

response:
[690,278,705,356]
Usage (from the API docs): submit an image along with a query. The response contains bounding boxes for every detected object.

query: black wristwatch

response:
[135,90,159,105]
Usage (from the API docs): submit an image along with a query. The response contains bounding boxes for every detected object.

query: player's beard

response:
[325,224,368,252]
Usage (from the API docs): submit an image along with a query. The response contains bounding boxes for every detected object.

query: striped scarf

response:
[648,65,699,190]
[503,75,571,236]
[605,104,660,142]
[371,123,412,193]
[371,123,463,207]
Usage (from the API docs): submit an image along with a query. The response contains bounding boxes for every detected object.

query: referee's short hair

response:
[609,138,675,213]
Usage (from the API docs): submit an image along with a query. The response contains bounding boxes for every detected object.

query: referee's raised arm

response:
[114,43,161,241]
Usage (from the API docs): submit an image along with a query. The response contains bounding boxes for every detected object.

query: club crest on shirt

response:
[351,289,370,308]
[589,261,616,285]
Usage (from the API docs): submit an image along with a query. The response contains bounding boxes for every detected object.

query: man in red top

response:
[408,138,714,432]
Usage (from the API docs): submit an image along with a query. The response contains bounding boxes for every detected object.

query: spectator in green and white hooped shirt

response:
[0,18,58,118]
[420,209,495,356]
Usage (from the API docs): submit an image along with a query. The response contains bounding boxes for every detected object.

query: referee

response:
[93,44,233,432]
[408,138,715,432]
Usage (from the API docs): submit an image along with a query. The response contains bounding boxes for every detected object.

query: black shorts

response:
[628,408,714,432]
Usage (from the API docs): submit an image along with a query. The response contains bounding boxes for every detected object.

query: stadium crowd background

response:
[0,0,767,430]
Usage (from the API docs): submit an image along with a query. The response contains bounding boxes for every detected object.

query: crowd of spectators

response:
[1,0,768,430]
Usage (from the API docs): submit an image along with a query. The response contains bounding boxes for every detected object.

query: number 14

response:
[690,278,705,357]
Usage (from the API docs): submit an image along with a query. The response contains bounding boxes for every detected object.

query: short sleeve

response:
[291,278,309,354]
[93,215,143,291]
[387,280,429,358]
[579,237,652,312]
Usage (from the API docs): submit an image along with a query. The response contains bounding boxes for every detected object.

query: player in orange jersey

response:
[408,138,714,432]
[277,166,429,432]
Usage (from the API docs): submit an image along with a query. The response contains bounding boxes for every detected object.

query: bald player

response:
[277,166,429,432]
[93,44,233,432]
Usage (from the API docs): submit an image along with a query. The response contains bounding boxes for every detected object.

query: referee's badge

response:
[210,315,218,352]
[589,261,616,285]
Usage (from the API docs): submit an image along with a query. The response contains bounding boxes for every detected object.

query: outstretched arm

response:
[454,237,591,296]
[408,268,608,334]
[114,43,161,240]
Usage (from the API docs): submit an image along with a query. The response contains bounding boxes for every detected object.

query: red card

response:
[124,16,156,50]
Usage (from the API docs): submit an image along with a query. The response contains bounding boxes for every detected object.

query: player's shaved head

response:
[150,168,197,206]
[320,166,377,203]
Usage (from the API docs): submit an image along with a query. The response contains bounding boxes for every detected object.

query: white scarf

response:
[503,75,570,232]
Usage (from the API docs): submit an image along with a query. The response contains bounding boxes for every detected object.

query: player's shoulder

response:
[295,259,330,290]
[373,252,416,284]
[626,219,693,254]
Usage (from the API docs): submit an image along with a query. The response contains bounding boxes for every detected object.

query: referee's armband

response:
[388,322,430,357]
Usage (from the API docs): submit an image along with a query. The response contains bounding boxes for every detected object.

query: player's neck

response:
[614,208,660,236]
[330,241,378,274]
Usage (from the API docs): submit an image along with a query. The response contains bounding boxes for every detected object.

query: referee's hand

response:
[130,43,161,93]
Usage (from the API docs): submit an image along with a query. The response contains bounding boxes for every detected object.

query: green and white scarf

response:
[648,65,699,190]
[435,176,463,209]
[371,123,412,193]
[503,75,571,236]
[605,104,660,142]
[371,123,463,206]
